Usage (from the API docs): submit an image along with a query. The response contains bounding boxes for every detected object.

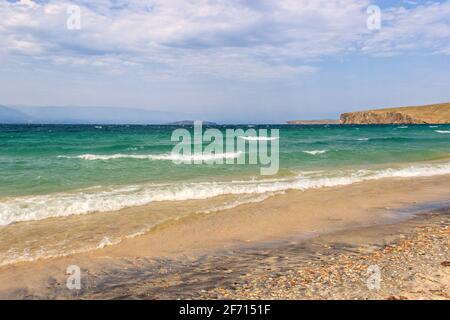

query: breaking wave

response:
[58,152,242,162]
[239,136,279,141]
[303,150,328,155]
[2,161,450,226]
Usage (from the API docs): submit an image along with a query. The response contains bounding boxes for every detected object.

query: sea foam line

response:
[58,152,242,161]
[303,150,327,155]
[0,192,284,267]
[2,162,450,226]
[239,136,279,141]
[435,130,450,134]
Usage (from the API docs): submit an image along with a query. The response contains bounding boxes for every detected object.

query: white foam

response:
[58,152,242,162]
[2,162,450,226]
[97,236,117,249]
[0,236,122,266]
[239,136,279,141]
[356,138,369,141]
[303,150,328,155]
[197,191,285,214]
[435,130,450,134]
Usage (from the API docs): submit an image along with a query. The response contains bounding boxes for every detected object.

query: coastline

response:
[198,208,449,300]
[2,0,450,305]
[90,207,449,300]
[0,174,449,299]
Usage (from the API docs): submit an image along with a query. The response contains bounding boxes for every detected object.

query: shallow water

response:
[1,124,449,225]
[1,124,450,265]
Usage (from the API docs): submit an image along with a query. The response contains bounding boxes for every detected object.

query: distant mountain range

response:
[0,105,202,124]
[0,106,31,124]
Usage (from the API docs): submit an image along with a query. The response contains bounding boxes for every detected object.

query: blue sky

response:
[0,0,449,123]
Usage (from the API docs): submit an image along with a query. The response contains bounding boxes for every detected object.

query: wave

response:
[58,152,242,161]
[435,130,450,134]
[239,136,279,141]
[196,191,285,215]
[0,234,124,267]
[368,136,412,142]
[0,192,285,266]
[303,150,327,155]
[2,161,450,226]
[356,138,369,141]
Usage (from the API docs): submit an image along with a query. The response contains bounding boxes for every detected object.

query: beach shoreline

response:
[197,208,449,300]
[0,175,449,299]
[86,207,448,300]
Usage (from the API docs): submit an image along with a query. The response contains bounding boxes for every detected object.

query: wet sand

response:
[198,210,449,300]
[0,175,449,299]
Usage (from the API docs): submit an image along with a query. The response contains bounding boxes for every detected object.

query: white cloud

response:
[0,0,449,81]
[362,1,450,56]
[6,36,42,55]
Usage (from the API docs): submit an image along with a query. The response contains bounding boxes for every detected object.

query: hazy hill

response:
[287,119,340,125]
[0,106,197,124]
[340,102,450,124]
[166,120,217,125]
[0,105,32,124]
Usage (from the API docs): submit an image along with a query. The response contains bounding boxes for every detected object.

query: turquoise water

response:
[1,124,450,225]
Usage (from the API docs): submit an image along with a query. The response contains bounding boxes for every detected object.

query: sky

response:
[0,0,449,123]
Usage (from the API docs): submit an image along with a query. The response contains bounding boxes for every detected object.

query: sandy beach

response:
[0,175,449,299]
[2,0,450,306]
[198,209,449,300]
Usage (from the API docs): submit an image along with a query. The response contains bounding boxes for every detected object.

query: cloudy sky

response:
[1,0,449,122]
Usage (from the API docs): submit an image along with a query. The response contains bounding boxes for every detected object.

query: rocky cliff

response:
[340,103,450,124]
